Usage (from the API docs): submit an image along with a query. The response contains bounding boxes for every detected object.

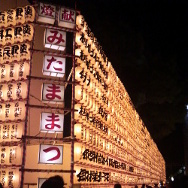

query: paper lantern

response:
[24,5,35,23]
[4,27,14,45]
[11,44,20,62]
[0,29,5,46]
[43,55,66,77]
[74,124,82,139]
[0,48,3,63]
[37,3,56,24]
[0,11,7,28]
[40,112,64,132]
[75,85,86,103]
[76,15,84,28]
[42,83,64,103]
[7,9,16,27]
[15,7,25,25]
[14,26,23,43]
[23,24,34,42]
[39,144,63,164]
[44,28,66,51]
[58,7,76,29]
[3,46,11,63]
[20,43,30,61]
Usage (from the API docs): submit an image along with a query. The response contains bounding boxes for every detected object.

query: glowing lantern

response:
[74,104,82,122]
[42,83,64,103]
[39,144,63,164]
[7,9,16,27]
[0,11,7,28]
[58,7,76,29]
[13,101,26,120]
[75,85,87,103]
[15,7,25,25]
[76,15,84,28]
[43,55,66,77]
[75,66,83,83]
[14,26,23,43]
[37,3,56,24]
[44,28,66,51]
[74,124,82,139]
[24,5,35,23]
[11,44,20,62]
[40,112,64,132]
[20,43,30,61]
[0,48,3,63]
[0,29,5,46]
[4,27,14,45]
[23,24,34,42]
[3,46,11,63]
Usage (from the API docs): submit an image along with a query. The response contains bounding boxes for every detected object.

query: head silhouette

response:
[41,175,64,188]
[114,183,121,188]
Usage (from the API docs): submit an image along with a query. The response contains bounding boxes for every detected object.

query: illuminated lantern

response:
[74,103,82,122]
[17,62,30,80]
[11,44,20,62]
[25,5,35,23]
[15,7,25,25]
[12,82,27,99]
[42,83,64,103]
[0,11,7,28]
[74,124,82,139]
[43,55,66,77]
[75,66,83,83]
[40,112,64,132]
[0,29,5,46]
[58,7,76,29]
[14,26,23,43]
[20,43,30,61]
[7,9,16,27]
[75,85,87,103]
[37,3,56,24]
[4,27,14,45]
[23,24,34,42]
[44,28,66,51]
[3,46,11,63]
[76,15,84,29]
[0,48,3,63]
[13,101,26,120]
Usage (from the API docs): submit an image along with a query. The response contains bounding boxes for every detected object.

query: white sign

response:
[42,83,64,103]
[40,112,64,132]
[43,55,66,77]
[44,28,66,51]
[39,145,63,164]
[58,7,76,29]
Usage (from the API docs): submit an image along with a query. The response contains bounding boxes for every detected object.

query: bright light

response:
[171,176,174,181]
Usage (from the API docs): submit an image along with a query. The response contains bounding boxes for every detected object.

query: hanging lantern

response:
[20,43,30,61]
[58,7,76,29]
[0,29,5,46]
[11,44,20,62]
[74,103,82,122]
[37,3,56,24]
[3,46,11,63]
[44,28,66,51]
[76,15,84,29]
[0,11,7,28]
[14,26,23,43]
[0,48,3,63]
[74,124,82,139]
[7,9,16,27]
[23,24,34,42]
[24,5,35,23]
[4,27,14,45]
[75,66,83,83]
[15,7,25,25]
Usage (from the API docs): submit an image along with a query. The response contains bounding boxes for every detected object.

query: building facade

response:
[0,0,166,188]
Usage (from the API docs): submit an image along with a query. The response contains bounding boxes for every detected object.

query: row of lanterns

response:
[0,24,34,46]
[0,6,35,28]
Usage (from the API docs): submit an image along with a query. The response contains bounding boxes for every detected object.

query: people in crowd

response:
[41,175,64,188]
[114,183,122,188]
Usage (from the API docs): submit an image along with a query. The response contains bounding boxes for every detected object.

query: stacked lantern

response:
[0,5,35,188]
[74,14,166,187]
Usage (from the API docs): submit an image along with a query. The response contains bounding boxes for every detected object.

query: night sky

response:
[36,0,188,178]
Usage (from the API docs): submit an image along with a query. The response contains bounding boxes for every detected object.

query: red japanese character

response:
[45,84,62,100]
[45,113,61,130]
[62,9,75,22]
[41,4,55,17]
[47,56,63,71]
[43,147,60,161]
[47,30,65,45]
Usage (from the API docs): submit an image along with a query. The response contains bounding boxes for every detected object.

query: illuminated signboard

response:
[43,55,66,77]
[58,7,76,29]
[40,112,64,132]
[44,28,66,51]
[42,83,64,103]
[37,3,56,25]
[39,144,63,164]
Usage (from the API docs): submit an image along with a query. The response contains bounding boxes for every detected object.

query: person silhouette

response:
[41,175,64,188]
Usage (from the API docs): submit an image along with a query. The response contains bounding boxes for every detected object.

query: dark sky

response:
[38,0,188,178]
